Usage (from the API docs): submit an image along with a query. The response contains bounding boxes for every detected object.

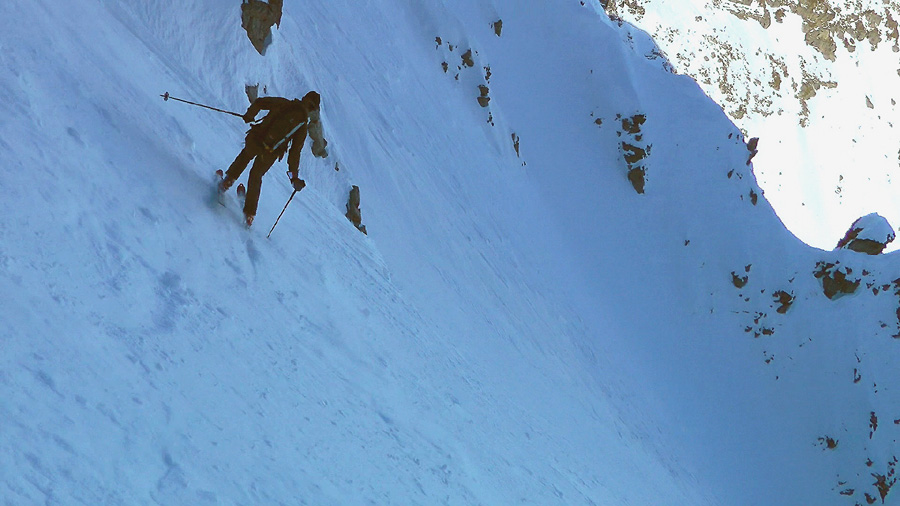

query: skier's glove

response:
[291,177,306,192]
[242,111,256,123]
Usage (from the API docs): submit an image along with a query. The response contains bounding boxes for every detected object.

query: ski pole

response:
[267,190,297,238]
[160,92,243,118]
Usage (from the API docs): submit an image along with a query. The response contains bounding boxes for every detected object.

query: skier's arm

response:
[286,124,309,178]
[242,97,290,123]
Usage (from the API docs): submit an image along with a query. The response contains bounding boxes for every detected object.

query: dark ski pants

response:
[225,142,277,217]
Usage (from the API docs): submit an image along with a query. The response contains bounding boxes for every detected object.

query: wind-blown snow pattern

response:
[1,1,899,505]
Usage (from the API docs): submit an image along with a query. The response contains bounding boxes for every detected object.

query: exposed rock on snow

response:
[745,136,758,165]
[477,84,490,107]
[814,261,861,299]
[460,49,475,68]
[731,270,749,288]
[773,290,794,313]
[817,436,839,449]
[617,113,650,194]
[345,185,367,235]
[245,83,259,103]
[241,0,283,55]
[434,38,494,124]
[836,213,896,254]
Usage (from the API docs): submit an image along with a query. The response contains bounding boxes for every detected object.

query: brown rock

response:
[345,185,367,234]
[241,0,283,55]
[814,262,860,299]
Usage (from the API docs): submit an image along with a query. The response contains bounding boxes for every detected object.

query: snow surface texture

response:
[606,0,900,253]
[1,0,899,505]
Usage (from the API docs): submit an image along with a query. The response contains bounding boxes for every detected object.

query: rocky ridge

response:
[606,0,899,124]
[603,0,900,253]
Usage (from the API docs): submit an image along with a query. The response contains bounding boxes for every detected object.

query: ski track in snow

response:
[1,1,899,505]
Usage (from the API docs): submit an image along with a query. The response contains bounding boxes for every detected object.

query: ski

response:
[214,169,227,206]
[214,170,252,228]
[236,183,246,209]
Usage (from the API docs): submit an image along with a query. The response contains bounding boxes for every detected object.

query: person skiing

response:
[219,90,328,226]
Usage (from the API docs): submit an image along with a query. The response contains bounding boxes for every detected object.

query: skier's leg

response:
[243,152,276,219]
[224,146,255,183]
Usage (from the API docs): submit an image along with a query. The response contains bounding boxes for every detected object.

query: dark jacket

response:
[243,95,327,175]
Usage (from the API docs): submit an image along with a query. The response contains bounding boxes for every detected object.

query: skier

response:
[219,91,328,226]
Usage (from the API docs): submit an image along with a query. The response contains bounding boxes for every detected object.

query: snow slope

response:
[1,0,899,505]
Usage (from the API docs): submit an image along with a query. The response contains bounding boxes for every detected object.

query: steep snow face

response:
[605,0,900,252]
[3,0,900,505]
[0,0,713,504]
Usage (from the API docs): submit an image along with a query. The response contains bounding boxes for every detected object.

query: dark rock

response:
[621,114,646,134]
[241,0,283,55]
[773,290,794,313]
[814,262,860,299]
[477,85,490,107]
[345,185,367,235]
[627,168,646,194]
[746,136,759,165]
[836,213,895,255]
[618,114,650,194]
[461,49,474,68]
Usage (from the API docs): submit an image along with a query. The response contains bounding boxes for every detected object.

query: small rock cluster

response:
[616,113,650,194]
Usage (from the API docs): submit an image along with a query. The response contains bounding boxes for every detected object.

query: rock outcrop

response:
[345,185,367,235]
[617,113,650,194]
[241,0,283,55]
[814,261,861,299]
[836,213,896,255]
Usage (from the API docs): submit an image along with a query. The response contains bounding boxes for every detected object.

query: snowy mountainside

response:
[1,0,900,505]
[0,0,707,504]
[605,0,900,253]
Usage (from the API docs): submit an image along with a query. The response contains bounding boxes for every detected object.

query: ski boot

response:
[216,169,235,193]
